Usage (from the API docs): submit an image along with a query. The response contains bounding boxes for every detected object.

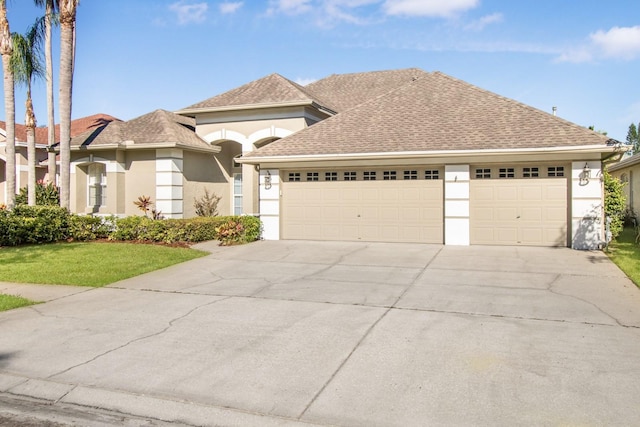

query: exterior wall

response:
[182,150,231,218]
[571,160,603,250]
[260,169,280,240]
[610,163,640,218]
[124,151,156,216]
[444,165,470,245]
[71,151,126,215]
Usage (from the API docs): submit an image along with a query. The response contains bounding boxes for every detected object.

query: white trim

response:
[570,161,603,250]
[239,145,617,164]
[155,149,184,219]
[444,164,470,245]
[259,169,280,240]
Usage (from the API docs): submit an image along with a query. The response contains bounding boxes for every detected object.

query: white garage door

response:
[282,179,443,243]
[470,179,567,246]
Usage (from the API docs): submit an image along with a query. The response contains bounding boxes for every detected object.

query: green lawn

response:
[0,294,38,311]
[607,228,640,287]
[0,242,208,287]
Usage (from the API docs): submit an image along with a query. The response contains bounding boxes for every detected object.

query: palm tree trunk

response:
[58,0,77,210]
[26,95,36,206]
[0,0,15,209]
[45,0,56,184]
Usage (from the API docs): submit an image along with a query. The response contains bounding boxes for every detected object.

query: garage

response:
[281,169,443,243]
[469,166,568,246]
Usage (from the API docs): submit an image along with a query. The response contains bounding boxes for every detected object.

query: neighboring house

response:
[0,114,119,201]
[608,153,640,219]
[0,68,622,249]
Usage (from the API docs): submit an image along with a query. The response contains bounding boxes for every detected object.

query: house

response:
[0,114,119,200]
[608,153,640,219]
[1,68,621,249]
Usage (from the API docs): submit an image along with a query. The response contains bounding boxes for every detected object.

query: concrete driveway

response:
[1,241,640,426]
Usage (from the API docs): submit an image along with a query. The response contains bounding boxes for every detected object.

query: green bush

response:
[604,170,626,241]
[215,215,262,245]
[68,215,114,241]
[15,181,60,206]
[0,205,70,246]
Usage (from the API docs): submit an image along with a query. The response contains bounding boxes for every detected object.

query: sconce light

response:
[264,170,272,190]
[579,162,591,185]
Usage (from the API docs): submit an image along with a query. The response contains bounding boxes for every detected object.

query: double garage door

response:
[280,169,568,246]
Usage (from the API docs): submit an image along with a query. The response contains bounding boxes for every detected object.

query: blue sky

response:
[2,0,640,141]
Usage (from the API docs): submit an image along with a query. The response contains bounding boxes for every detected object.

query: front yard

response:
[607,227,640,287]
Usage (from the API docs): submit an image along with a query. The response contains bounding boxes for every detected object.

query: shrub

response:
[15,181,60,206]
[604,170,626,241]
[68,215,114,241]
[215,216,262,245]
[194,189,221,217]
[0,205,70,246]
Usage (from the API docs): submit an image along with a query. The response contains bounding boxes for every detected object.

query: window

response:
[499,168,515,178]
[383,170,397,180]
[363,171,376,181]
[233,173,243,215]
[523,167,539,178]
[306,172,319,181]
[475,168,491,179]
[325,172,338,181]
[288,172,300,182]
[424,170,440,180]
[620,173,629,183]
[344,171,357,181]
[404,170,418,180]
[548,166,564,177]
[88,163,106,207]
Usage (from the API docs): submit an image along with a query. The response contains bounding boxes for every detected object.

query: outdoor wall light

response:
[583,162,591,179]
[264,170,272,190]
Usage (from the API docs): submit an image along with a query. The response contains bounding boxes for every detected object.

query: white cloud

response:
[557,26,640,63]
[383,0,479,17]
[267,0,313,15]
[220,1,243,14]
[295,77,318,85]
[169,1,209,25]
[464,12,503,31]
[591,26,640,60]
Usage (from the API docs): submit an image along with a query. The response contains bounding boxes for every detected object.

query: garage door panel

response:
[471,179,567,246]
[283,179,443,243]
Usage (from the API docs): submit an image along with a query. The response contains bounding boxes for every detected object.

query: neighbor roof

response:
[70,109,217,152]
[305,68,426,112]
[608,152,640,171]
[179,73,338,113]
[245,71,615,159]
[0,114,120,145]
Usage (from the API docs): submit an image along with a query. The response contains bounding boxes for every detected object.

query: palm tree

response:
[0,0,15,209]
[58,0,77,210]
[11,23,45,206]
[34,0,58,184]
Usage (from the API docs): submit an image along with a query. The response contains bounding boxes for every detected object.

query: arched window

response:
[88,163,107,207]
[620,173,629,183]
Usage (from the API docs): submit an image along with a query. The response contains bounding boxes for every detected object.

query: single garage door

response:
[282,179,443,243]
[470,179,567,246]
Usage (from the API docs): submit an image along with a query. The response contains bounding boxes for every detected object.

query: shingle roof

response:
[246,71,613,158]
[0,114,120,144]
[182,73,338,112]
[305,68,426,112]
[71,109,214,151]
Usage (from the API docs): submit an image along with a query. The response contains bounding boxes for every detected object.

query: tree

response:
[58,0,78,210]
[0,0,16,209]
[626,122,639,154]
[34,0,59,183]
[603,170,626,242]
[11,22,45,206]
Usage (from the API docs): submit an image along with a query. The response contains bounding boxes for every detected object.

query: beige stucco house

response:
[608,153,640,219]
[0,68,623,249]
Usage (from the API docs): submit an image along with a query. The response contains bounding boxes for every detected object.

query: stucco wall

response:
[125,151,156,217]
[182,150,230,218]
[611,163,640,218]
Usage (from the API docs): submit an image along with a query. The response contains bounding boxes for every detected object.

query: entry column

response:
[444,165,470,245]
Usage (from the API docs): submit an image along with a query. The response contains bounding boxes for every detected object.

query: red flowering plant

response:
[215,219,245,246]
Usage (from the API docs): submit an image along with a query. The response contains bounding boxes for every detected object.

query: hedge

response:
[0,206,262,247]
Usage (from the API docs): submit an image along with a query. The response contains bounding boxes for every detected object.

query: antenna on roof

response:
[552,106,557,116]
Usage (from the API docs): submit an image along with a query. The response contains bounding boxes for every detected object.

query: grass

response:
[0,294,38,311]
[0,241,208,287]
[606,227,640,287]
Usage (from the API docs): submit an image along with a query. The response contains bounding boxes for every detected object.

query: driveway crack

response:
[46,296,232,380]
